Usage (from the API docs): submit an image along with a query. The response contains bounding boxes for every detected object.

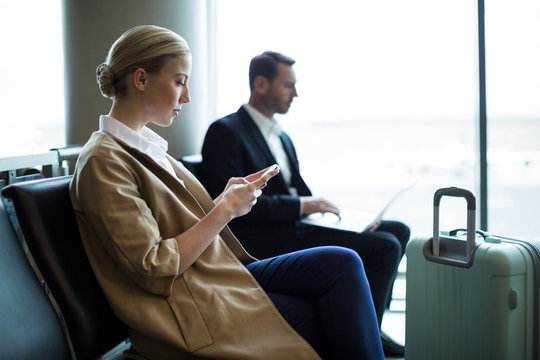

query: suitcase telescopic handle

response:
[432,187,476,262]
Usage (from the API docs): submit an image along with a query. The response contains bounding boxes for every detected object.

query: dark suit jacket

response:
[201,106,312,257]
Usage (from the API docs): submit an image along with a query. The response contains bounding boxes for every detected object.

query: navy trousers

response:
[293,220,410,326]
[246,246,384,360]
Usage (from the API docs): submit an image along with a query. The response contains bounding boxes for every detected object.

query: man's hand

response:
[367,221,381,232]
[300,196,340,216]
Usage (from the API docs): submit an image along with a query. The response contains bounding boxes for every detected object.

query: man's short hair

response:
[249,51,296,91]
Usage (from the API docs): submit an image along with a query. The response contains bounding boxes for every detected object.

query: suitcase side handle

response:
[430,187,477,266]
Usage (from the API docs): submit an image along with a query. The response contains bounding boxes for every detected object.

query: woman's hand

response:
[244,164,280,190]
[214,165,280,220]
[174,165,279,275]
[218,180,261,219]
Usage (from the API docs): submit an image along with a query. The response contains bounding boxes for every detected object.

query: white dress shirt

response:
[99,115,182,183]
[243,104,297,195]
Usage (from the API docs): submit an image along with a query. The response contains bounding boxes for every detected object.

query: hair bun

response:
[96,63,115,98]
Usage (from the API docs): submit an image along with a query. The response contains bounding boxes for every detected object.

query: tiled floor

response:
[382,311,405,360]
[381,270,405,360]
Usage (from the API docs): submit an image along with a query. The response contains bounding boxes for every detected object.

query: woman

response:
[69,25,383,360]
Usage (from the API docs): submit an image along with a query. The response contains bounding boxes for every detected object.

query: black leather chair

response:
[0,191,71,360]
[1,176,128,360]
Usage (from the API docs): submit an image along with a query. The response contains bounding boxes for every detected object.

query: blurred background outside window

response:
[215,0,539,240]
[0,0,65,157]
[217,0,475,237]
[1,0,538,240]
[485,0,540,237]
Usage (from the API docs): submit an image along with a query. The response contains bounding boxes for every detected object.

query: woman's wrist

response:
[211,198,235,224]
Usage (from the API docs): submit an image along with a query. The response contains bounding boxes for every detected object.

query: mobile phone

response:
[256,164,280,189]
[262,164,280,179]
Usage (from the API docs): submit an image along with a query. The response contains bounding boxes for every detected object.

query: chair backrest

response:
[0,192,71,360]
[50,145,84,176]
[1,176,128,360]
[0,151,60,186]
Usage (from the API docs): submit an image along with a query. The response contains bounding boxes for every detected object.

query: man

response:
[201,51,409,357]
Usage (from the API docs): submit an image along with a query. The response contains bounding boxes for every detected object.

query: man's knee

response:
[396,223,411,248]
[380,220,410,248]
[375,233,402,266]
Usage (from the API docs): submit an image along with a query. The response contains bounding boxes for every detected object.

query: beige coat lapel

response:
[120,143,204,215]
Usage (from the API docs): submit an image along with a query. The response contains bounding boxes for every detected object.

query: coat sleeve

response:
[75,155,180,296]
[201,120,303,223]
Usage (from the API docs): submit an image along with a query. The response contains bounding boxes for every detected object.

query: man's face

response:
[264,63,298,115]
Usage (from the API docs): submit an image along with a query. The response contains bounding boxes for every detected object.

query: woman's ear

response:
[133,68,147,92]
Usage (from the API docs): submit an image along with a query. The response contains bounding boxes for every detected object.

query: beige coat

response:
[69,132,320,360]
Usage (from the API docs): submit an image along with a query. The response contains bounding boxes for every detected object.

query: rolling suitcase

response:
[405,187,539,360]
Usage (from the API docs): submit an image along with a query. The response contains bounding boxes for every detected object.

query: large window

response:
[1,1,537,240]
[486,0,540,239]
[216,0,480,237]
[0,0,65,157]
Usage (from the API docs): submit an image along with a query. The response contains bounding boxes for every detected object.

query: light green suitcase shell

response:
[405,187,539,360]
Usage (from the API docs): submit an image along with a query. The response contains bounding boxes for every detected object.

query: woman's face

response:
[143,54,192,127]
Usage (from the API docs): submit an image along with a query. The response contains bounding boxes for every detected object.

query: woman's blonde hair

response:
[96,25,190,99]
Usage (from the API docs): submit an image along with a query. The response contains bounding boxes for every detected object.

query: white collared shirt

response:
[99,115,181,182]
[243,104,295,193]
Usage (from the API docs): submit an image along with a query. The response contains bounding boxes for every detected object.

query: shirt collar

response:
[243,103,282,137]
[99,115,169,154]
